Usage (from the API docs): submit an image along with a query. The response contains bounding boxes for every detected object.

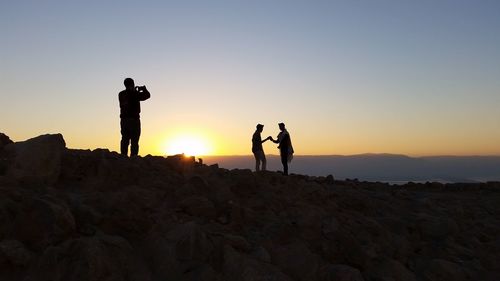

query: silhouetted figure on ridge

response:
[252,124,271,171]
[270,123,294,175]
[119,78,150,157]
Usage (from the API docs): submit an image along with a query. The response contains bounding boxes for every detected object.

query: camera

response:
[135,85,146,91]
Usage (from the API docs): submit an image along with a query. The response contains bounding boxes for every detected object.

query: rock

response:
[321,216,340,239]
[271,240,320,281]
[318,264,364,281]
[12,196,75,251]
[223,234,251,252]
[230,169,258,197]
[0,133,13,173]
[140,231,183,280]
[0,240,33,266]
[70,202,102,236]
[323,228,369,270]
[141,222,216,280]
[0,133,499,280]
[181,264,218,281]
[172,223,214,263]
[326,175,334,185]
[365,258,417,281]
[421,259,467,281]
[0,196,20,240]
[209,183,235,212]
[24,235,151,281]
[223,245,292,281]
[390,234,412,261]
[165,154,197,174]
[4,134,66,184]
[0,133,13,150]
[96,190,153,238]
[189,176,210,191]
[417,216,459,240]
[251,246,272,263]
[179,196,217,220]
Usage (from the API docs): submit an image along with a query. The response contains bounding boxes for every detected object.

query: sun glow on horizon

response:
[163,134,212,157]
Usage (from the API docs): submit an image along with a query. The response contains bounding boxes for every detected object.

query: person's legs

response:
[120,137,130,156]
[260,151,267,171]
[120,119,130,156]
[253,152,261,171]
[280,152,288,175]
[130,119,141,156]
[254,150,266,171]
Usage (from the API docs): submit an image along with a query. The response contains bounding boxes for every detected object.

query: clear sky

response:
[1,0,499,156]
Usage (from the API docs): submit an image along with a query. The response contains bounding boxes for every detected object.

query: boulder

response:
[0,240,33,266]
[0,133,13,175]
[321,216,340,239]
[271,240,320,281]
[0,133,13,151]
[421,259,467,281]
[417,215,459,240]
[170,222,215,263]
[96,190,153,238]
[12,196,75,251]
[140,231,183,280]
[223,234,251,252]
[24,235,151,281]
[4,134,66,184]
[223,245,292,281]
[322,228,369,270]
[318,264,364,281]
[165,154,197,174]
[179,196,217,220]
[365,258,417,281]
[325,175,335,185]
[0,196,20,240]
[181,264,219,281]
[251,246,272,263]
[141,222,216,280]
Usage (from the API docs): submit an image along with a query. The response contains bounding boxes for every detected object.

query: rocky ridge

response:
[0,133,499,281]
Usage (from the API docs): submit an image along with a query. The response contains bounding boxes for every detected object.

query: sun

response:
[163,134,211,156]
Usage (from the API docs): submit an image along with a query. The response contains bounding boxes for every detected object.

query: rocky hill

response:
[0,133,499,281]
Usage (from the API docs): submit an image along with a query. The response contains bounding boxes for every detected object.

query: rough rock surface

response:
[0,132,14,175]
[2,134,65,184]
[0,133,499,281]
[0,133,13,150]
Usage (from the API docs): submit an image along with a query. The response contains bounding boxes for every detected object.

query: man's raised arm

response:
[138,86,151,101]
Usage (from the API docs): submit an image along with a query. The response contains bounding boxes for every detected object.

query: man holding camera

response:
[119,77,151,157]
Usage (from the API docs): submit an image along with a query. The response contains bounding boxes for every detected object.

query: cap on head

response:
[124,78,134,88]
[256,124,264,130]
[278,122,285,127]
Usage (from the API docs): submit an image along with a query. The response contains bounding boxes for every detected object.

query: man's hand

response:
[135,85,147,91]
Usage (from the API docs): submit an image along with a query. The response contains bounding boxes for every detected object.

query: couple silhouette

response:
[252,123,294,175]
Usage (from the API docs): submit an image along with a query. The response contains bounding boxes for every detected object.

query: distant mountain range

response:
[202,154,500,183]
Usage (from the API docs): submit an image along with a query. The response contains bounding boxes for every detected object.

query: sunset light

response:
[2,1,500,158]
[163,135,212,156]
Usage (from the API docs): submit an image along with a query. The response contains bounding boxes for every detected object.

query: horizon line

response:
[62,146,500,158]
[194,153,500,158]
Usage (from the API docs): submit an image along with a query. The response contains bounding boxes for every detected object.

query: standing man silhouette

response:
[119,78,150,157]
[252,124,271,171]
[270,123,294,175]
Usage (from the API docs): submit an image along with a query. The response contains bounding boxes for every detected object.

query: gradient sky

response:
[1,0,500,156]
